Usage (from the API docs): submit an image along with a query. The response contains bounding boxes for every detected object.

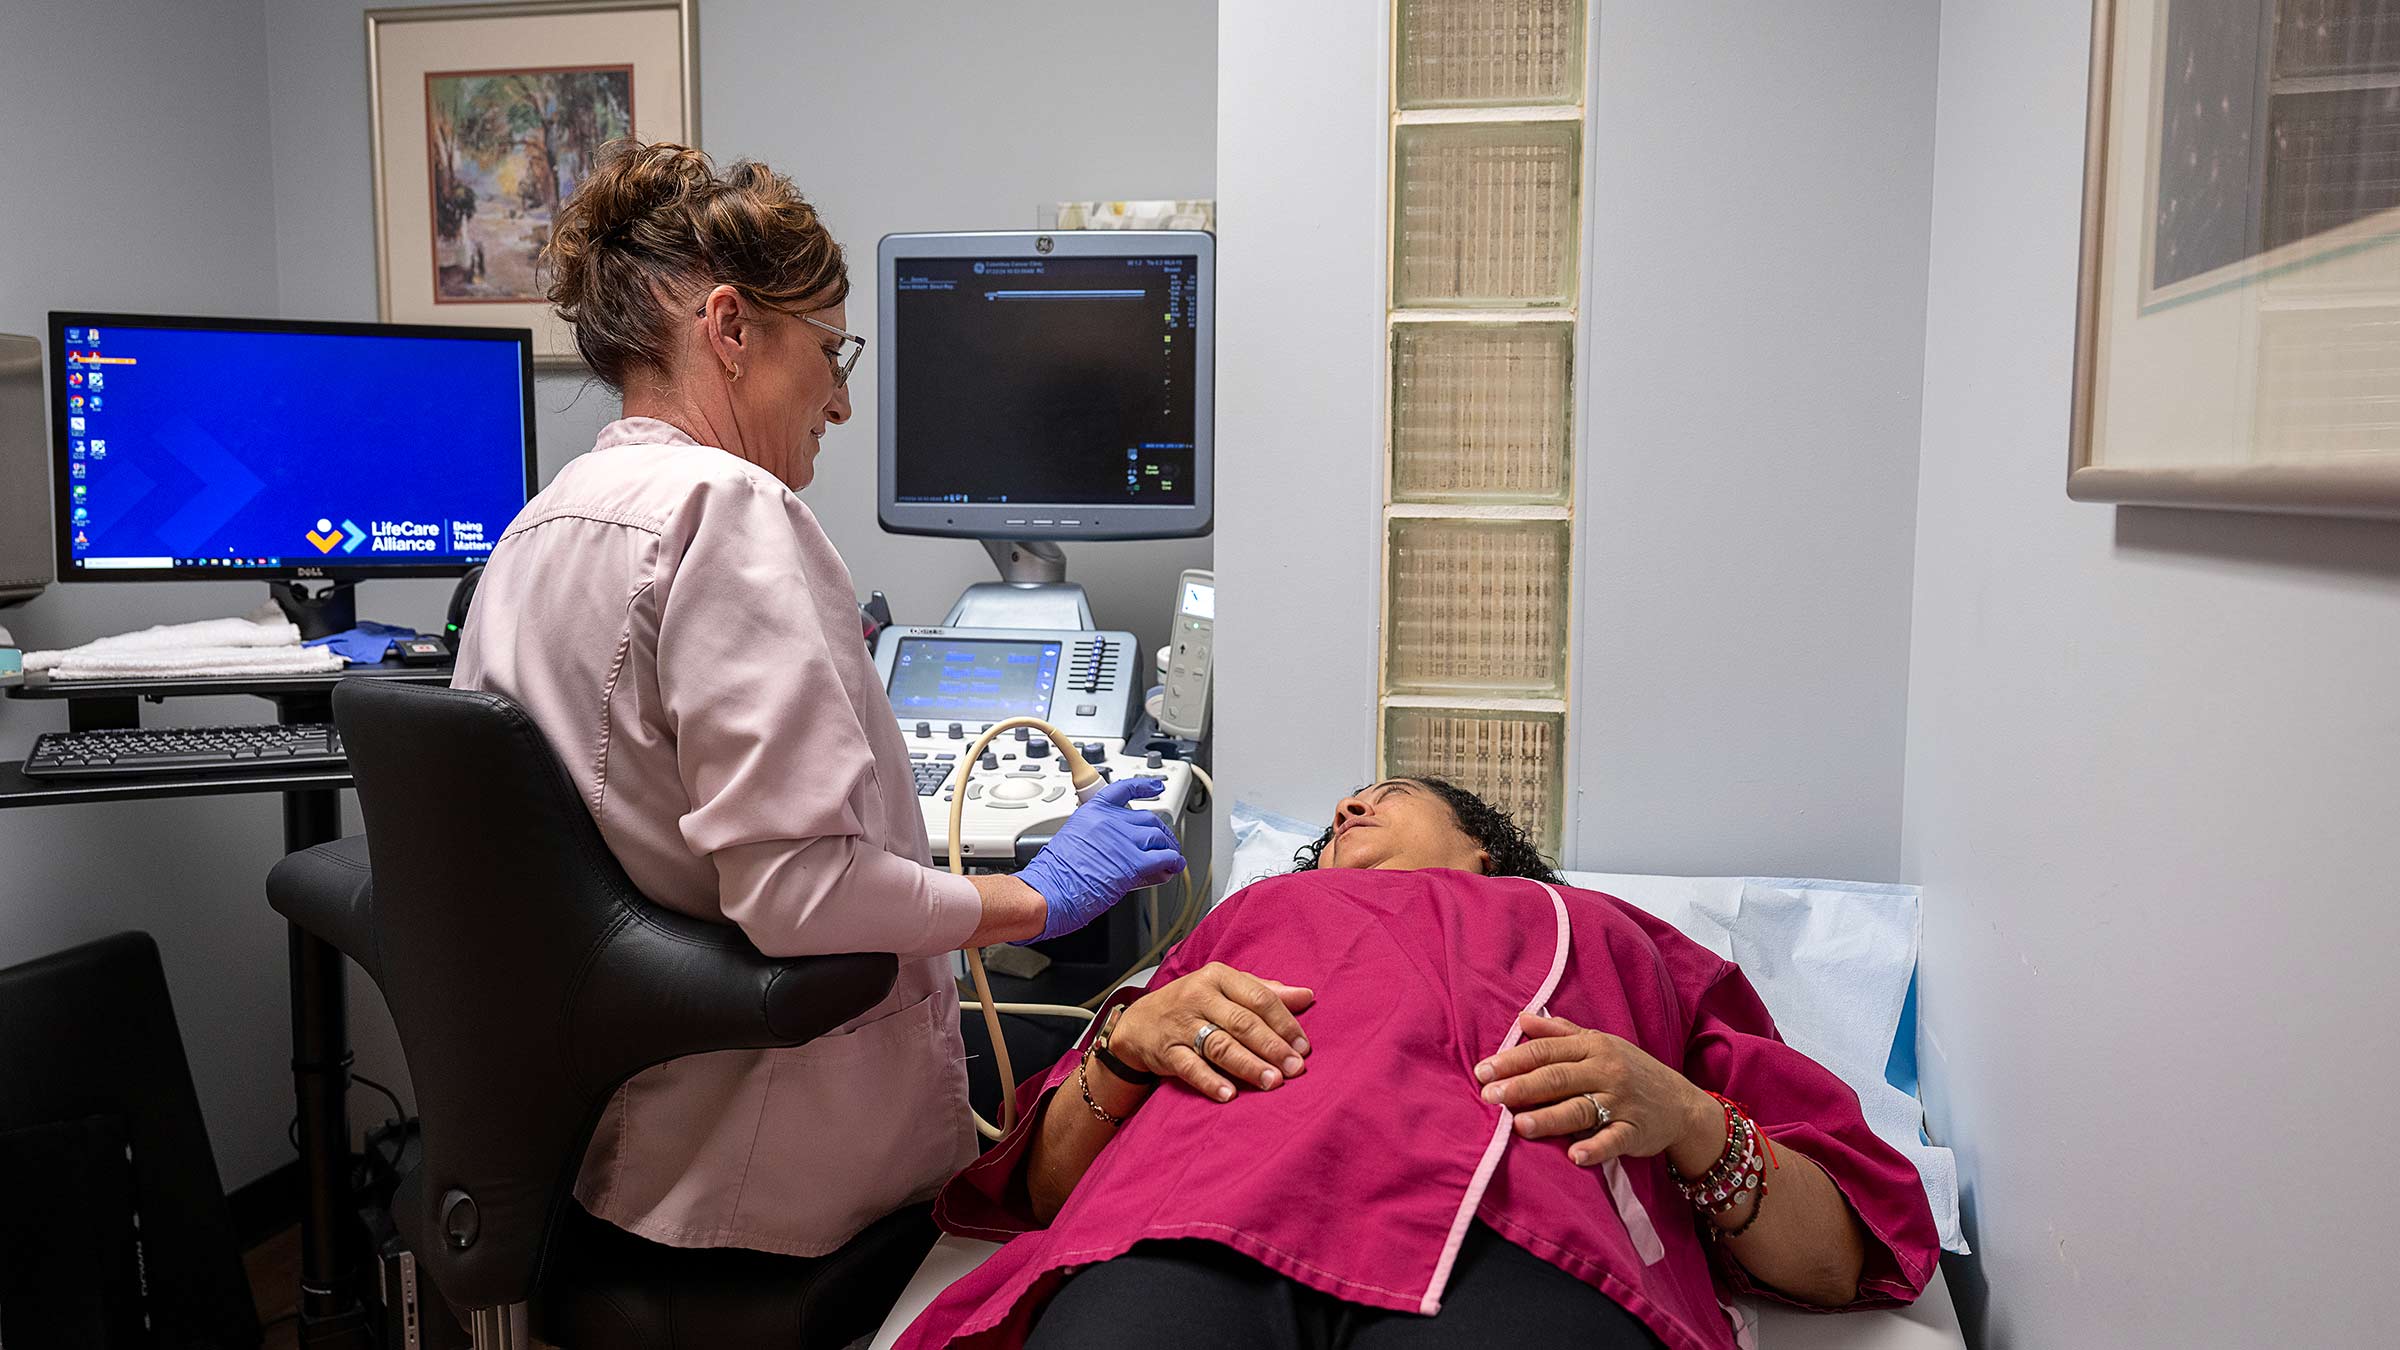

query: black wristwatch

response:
[1090,1004,1159,1086]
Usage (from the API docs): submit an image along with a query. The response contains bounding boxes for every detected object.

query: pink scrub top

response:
[900,870,1938,1350]
[454,416,981,1257]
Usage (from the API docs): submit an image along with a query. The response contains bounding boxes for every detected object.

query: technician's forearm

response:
[965,873,1046,947]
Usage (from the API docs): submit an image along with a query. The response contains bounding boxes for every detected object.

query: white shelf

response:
[1382,692,1569,715]
[1385,502,1572,520]
[1395,105,1583,126]
[1390,308,1576,325]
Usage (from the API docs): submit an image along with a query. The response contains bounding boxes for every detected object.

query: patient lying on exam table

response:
[897,779,1939,1350]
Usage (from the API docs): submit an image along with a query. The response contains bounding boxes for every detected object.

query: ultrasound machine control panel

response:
[874,625,1194,861]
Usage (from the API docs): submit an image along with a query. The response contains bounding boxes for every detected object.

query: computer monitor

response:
[876,230,1213,545]
[47,312,535,590]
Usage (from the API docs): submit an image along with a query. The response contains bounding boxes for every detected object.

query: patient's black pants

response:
[1025,1221,1666,1349]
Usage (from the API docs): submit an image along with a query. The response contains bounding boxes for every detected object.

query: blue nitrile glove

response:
[1014,778,1186,944]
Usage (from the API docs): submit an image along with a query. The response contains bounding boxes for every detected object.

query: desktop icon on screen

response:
[70,463,84,479]
[64,327,82,344]
[69,395,83,411]
[86,370,103,390]
[87,329,99,346]
[70,441,84,458]
[68,372,83,387]
[87,396,102,412]
[89,439,105,457]
[69,416,85,433]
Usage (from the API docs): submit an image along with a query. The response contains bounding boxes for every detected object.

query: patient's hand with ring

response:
[1110,962,1314,1103]
[1024,962,1312,1222]
[1474,1013,1717,1170]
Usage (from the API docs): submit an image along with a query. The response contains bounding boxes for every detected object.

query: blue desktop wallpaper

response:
[61,323,528,570]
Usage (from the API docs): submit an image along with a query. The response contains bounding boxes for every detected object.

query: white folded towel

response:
[25,603,345,680]
[37,646,344,680]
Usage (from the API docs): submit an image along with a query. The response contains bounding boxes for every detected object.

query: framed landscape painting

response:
[2071,0,2400,517]
[368,1,697,364]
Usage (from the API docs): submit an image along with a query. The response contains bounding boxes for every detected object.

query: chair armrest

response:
[567,903,899,1093]
[265,836,381,984]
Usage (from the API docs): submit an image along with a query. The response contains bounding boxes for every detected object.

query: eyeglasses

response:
[798,314,866,389]
[691,299,866,388]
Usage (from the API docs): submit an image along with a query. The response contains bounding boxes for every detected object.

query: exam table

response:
[871,846,1974,1348]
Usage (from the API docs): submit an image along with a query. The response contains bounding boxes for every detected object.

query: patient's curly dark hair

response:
[1291,777,1561,884]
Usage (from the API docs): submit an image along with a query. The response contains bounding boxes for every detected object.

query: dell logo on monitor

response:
[297,566,327,578]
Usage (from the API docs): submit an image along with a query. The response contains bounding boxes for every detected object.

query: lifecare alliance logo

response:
[306,517,366,555]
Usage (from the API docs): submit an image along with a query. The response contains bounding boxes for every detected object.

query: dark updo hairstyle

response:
[1291,777,1562,884]
[543,139,848,389]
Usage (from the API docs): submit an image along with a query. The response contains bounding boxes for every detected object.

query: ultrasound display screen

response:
[888,253,1199,507]
[885,638,1063,721]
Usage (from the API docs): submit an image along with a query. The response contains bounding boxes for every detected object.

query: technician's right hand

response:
[1013,778,1186,944]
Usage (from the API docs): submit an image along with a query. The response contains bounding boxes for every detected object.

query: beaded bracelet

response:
[1666,1094,1767,1216]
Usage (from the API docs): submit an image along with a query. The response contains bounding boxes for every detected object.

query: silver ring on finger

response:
[1583,1092,1611,1133]
[1192,1021,1222,1060]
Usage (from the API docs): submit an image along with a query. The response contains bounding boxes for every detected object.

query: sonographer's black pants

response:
[1024,1220,1667,1350]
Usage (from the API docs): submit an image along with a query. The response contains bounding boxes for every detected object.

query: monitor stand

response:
[268,580,358,642]
[944,540,1095,630]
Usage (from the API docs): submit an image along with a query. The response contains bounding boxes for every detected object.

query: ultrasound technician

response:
[451,141,1184,1271]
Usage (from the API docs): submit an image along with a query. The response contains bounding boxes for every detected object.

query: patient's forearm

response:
[1671,1110,1868,1305]
[1026,1056,1153,1224]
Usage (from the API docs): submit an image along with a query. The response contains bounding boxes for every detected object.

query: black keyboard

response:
[24,723,346,780]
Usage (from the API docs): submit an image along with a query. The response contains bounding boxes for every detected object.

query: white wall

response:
[1904,2,2400,1343]
[1213,0,1391,844]
[0,0,303,1189]
[1572,2,1936,880]
[1215,1,1936,884]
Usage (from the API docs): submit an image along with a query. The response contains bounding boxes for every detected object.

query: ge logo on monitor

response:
[1035,235,1054,254]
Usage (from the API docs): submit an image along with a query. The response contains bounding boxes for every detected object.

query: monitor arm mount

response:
[268,580,357,641]
[942,539,1095,631]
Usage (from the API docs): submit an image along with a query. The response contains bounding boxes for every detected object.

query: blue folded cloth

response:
[303,621,422,664]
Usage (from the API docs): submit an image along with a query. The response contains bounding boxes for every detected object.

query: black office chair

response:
[267,678,937,1348]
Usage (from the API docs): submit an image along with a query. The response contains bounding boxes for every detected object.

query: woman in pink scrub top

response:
[451,141,1184,1291]
[896,779,1939,1349]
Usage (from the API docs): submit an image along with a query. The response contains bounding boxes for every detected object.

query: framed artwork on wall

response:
[367,0,698,365]
[2071,0,2400,518]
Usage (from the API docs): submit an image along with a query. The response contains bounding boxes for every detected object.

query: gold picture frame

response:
[367,0,699,365]
[2070,0,2400,518]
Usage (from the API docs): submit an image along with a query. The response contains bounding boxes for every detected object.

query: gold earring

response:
[725,363,742,382]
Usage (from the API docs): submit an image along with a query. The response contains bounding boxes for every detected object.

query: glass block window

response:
[1384,706,1566,852]
[1391,321,1574,504]
[1384,0,1586,852]
[1393,121,1582,309]
[1396,0,1587,110]
[1386,517,1569,695]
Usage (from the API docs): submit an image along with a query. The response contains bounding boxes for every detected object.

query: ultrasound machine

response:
[872,229,1214,876]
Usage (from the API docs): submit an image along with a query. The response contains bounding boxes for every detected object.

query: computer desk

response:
[2,661,449,1349]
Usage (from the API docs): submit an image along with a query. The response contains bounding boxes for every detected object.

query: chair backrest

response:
[320,678,897,1312]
